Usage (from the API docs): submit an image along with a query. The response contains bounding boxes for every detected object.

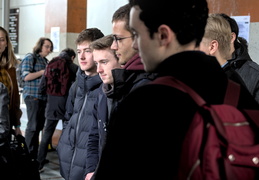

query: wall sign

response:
[231,15,250,42]
[9,8,19,54]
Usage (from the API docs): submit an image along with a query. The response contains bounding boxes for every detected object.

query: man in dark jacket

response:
[199,13,259,109]
[220,13,259,104]
[37,48,78,172]
[85,34,122,180]
[111,3,156,88]
[56,28,104,180]
[92,0,257,179]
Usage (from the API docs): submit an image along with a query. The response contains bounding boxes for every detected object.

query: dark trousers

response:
[37,119,59,165]
[24,96,46,159]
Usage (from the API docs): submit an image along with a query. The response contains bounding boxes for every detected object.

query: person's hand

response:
[40,69,45,75]
[14,127,22,135]
[85,172,94,180]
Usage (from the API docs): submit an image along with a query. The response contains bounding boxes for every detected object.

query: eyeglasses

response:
[43,45,52,49]
[113,35,133,46]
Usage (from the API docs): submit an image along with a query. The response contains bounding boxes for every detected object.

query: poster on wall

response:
[231,15,250,43]
[51,27,60,52]
[9,8,19,54]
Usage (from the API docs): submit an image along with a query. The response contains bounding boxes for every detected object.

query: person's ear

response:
[157,25,174,46]
[231,32,236,44]
[209,40,218,55]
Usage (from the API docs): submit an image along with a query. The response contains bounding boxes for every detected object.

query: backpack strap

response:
[224,80,240,107]
[225,79,259,128]
[31,53,37,72]
[152,75,259,130]
[25,53,37,72]
[151,76,228,138]
[151,76,206,106]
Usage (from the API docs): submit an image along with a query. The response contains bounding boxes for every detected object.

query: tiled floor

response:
[20,103,65,180]
[40,150,65,180]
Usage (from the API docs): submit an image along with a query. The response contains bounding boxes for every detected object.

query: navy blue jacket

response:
[56,69,102,180]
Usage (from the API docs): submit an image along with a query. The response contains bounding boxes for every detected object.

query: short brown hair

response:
[90,34,118,61]
[112,4,132,35]
[90,34,114,50]
[75,28,104,45]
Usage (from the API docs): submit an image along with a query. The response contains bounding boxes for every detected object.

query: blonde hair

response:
[204,14,232,60]
[0,26,17,69]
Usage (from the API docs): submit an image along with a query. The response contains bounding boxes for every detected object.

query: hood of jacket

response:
[229,41,252,68]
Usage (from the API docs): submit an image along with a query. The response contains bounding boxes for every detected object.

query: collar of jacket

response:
[123,53,144,71]
[77,70,102,91]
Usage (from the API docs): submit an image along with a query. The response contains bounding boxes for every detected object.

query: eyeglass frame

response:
[112,35,133,46]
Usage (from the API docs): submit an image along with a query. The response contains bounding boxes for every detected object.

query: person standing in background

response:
[0,26,24,179]
[21,37,53,161]
[220,13,259,104]
[199,13,259,109]
[0,26,22,137]
[0,82,13,179]
[37,47,78,172]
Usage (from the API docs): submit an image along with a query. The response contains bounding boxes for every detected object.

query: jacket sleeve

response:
[0,82,10,141]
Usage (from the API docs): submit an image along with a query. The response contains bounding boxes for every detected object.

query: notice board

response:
[9,8,19,54]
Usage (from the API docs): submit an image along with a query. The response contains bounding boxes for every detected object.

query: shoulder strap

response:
[224,80,240,107]
[152,76,206,106]
[24,53,37,71]
[31,53,37,71]
[154,76,240,107]
[153,76,259,129]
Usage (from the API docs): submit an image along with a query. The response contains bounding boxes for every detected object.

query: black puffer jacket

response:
[0,82,10,141]
[57,69,102,180]
[229,42,259,104]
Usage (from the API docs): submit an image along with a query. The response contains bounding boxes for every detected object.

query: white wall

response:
[87,0,128,35]
[249,23,259,63]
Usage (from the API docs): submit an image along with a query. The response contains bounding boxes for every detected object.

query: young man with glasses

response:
[21,37,53,162]
[110,3,156,91]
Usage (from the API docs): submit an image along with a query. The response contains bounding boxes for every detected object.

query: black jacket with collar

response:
[229,42,259,104]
